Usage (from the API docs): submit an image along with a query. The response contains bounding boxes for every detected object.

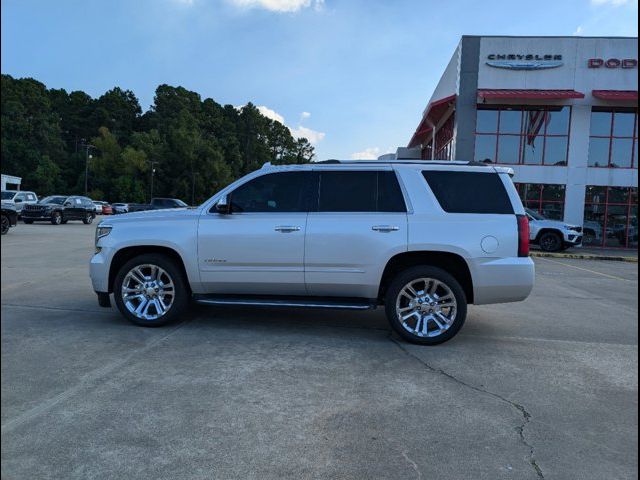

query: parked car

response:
[525,208,583,252]
[91,161,535,345]
[1,190,38,215]
[93,201,113,215]
[22,195,96,225]
[583,221,603,245]
[1,202,18,234]
[111,203,129,214]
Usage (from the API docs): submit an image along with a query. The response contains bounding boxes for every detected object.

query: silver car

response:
[90,161,535,345]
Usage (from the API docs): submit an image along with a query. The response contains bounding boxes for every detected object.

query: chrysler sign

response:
[486,54,563,70]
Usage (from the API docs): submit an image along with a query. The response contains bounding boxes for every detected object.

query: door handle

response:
[275,225,301,233]
[372,225,399,232]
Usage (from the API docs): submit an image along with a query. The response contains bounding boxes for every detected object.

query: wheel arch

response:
[108,245,191,294]
[378,251,474,304]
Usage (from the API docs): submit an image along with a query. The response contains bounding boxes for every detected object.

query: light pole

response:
[82,142,97,196]
[149,161,158,201]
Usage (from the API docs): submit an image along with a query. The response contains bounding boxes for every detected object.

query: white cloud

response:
[289,125,325,144]
[237,104,325,145]
[591,0,635,5]
[227,0,324,12]
[573,25,584,35]
[256,105,285,124]
[350,147,381,160]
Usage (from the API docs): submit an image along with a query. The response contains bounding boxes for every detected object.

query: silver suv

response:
[90,161,535,345]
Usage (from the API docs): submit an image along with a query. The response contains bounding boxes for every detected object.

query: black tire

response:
[51,211,62,225]
[384,266,467,345]
[539,231,563,252]
[113,253,190,327]
[1,215,9,235]
[23,219,34,224]
[82,213,93,225]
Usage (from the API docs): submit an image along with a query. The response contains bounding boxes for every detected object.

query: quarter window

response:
[229,172,311,213]
[317,171,406,213]
[422,171,514,214]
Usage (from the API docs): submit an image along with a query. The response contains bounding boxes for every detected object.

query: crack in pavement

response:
[390,335,544,480]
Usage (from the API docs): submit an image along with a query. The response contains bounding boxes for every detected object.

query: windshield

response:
[39,196,67,205]
[526,208,546,221]
[1,191,16,200]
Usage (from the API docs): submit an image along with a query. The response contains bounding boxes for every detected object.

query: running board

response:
[193,295,377,310]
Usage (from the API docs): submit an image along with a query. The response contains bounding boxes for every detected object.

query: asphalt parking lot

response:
[1,222,638,480]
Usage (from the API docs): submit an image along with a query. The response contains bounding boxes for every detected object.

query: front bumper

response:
[22,212,52,221]
[90,247,114,293]
[563,231,583,246]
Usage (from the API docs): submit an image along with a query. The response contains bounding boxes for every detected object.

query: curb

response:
[530,251,638,263]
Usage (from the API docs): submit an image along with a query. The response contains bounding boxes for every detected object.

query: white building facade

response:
[404,36,638,248]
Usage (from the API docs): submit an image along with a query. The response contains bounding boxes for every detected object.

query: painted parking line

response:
[536,257,634,282]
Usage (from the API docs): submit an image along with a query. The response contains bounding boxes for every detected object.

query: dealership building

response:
[399,36,638,248]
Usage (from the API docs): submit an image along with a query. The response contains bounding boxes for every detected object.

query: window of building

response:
[515,183,566,220]
[583,186,638,248]
[474,106,571,166]
[588,108,638,169]
[317,171,406,213]
[422,171,514,214]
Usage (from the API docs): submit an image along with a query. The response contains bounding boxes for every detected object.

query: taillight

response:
[517,214,530,257]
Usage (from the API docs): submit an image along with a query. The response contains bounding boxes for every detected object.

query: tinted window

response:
[422,171,514,214]
[317,171,406,213]
[230,172,311,213]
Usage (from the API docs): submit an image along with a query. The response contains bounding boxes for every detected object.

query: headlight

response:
[95,224,112,247]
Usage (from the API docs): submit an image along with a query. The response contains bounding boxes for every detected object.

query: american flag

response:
[526,110,550,146]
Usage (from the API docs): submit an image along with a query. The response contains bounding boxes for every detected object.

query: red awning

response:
[477,89,585,100]
[592,90,638,101]
[408,94,456,148]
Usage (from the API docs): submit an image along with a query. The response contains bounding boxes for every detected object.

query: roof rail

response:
[311,160,491,167]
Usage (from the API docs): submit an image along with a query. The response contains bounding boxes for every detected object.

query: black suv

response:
[22,196,96,225]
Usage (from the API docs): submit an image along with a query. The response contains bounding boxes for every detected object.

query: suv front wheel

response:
[113,253,189,327]
[385,266,467,345]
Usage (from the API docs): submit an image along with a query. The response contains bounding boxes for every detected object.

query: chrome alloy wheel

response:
[121,264,175,321]
[395,278,457,338]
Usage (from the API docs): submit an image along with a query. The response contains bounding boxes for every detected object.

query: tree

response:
[1,75,316,203]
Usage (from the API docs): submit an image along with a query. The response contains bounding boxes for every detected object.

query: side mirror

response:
[64,202,72,207]
[14,198,23,203]
[215,195,232,215]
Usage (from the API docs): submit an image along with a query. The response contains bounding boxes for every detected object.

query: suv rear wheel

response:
[385,266,467,345]
[113,253,189,327]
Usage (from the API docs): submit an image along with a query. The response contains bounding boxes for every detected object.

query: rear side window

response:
[422,171,514,214]
[317,171,406,213]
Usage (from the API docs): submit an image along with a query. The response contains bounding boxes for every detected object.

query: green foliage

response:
[1,75,316,204]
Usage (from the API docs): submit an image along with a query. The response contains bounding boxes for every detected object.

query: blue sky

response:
[1,0,638,160]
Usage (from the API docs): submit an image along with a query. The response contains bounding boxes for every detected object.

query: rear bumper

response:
[472,257,535,305]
